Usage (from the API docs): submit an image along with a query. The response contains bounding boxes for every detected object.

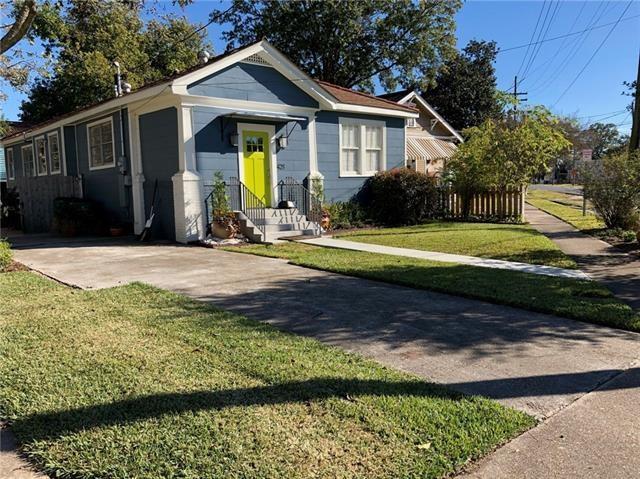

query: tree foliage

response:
[211,0,460,92]
[584,122,628,160]
[19,0,208,123]
[447,107,571,194]
[581,150,640,230]
[425,40,502,131]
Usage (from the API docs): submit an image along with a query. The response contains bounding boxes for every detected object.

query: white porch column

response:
[128,110,146,234]
[172,105,205,243]
[306,114,324,198]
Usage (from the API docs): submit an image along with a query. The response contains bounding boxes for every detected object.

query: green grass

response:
[224,243,640,332]
[0,272,534,479]
[527,189,605,232]
[335,221,576,269]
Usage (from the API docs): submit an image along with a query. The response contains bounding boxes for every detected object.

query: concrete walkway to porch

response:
[297,236,590,280]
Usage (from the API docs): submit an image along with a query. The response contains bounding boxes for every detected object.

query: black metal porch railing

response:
[204,176,266,238]
[275,177,323,225]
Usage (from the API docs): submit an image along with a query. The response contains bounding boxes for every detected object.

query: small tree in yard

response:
[446,107,571,217]
[581,150,640,231]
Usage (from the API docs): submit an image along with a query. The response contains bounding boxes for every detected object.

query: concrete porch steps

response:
[235,208,321,243]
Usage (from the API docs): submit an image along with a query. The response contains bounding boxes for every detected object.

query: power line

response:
[522,1,587,89]
[516,1,547,78]
[521,1,562,81]
[552,1,633,108]
[497,12,640,54]
[529,1,613,93]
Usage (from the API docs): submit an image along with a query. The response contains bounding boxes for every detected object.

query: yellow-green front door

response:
[242,130,271,204]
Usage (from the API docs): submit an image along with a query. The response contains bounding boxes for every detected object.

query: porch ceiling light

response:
[230,134,238,146]
[277,136,288,149]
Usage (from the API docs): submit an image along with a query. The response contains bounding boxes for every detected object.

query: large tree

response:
[19,0,208,123]
[585,122,628,160]
[211,0,461,93]
[425,40,501,131]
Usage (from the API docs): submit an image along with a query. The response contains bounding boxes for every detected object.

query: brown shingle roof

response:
[316,81,417,113]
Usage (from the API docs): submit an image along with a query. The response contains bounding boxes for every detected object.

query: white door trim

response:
[236,122,277,207]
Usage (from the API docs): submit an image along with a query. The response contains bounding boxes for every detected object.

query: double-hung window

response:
[22,145,35,177]
[35,136,47,176]
[339,118,386,177]
[6,149,15,180]
[87,118,115,170]
[48,132,62,174]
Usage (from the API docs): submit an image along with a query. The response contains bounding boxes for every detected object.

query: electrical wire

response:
[516,1,547,78]
[521,1,562,81]
[552,1,633,108]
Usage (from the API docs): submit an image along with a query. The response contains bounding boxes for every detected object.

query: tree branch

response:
[1,0,37,55]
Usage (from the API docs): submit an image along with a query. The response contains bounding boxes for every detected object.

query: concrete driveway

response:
[11,238,640,420]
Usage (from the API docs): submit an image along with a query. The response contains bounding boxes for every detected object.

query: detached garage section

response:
[1,40,417,242]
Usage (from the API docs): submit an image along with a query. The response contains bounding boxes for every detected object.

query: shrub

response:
[324,201,367,230]
[358,168,439,226]
[0,240,13,272]
[582,150,640,230]
[52,198,104,236]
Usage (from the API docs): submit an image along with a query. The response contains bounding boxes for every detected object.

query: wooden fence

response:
[13,176,82,233]
[438,187,526,222]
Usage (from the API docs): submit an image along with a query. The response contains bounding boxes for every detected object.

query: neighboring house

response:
[378,90,462,177]
[1,40,417,242]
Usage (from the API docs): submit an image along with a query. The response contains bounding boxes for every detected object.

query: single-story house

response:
[1,40,418,242]
[378,90,462,177]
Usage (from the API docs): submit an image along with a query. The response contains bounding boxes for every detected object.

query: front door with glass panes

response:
[242,130,271,204]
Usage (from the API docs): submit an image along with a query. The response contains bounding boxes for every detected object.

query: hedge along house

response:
[1,40,417,243]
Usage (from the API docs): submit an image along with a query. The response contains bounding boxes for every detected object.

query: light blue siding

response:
[0,148,5,182]
[193,106,310,196]
[187,62,318,108]
[316,111,406,203]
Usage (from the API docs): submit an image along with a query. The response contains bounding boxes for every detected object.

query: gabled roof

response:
[316,81,417,113]
[377,90,463,142]
[2,40,417,142]
[376,89,413,103]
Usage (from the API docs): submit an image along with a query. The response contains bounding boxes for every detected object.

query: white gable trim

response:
[399,91,463,142]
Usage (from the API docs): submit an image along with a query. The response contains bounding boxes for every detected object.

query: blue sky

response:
[2,0,639,134]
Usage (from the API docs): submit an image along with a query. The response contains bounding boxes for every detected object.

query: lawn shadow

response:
[11,369,640,444]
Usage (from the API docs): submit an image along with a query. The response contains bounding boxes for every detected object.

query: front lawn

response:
[0,272,534,479]
[224,243,640,332]
[335,221,576,269]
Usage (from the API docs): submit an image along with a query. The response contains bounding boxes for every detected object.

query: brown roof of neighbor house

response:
[316,81,417,113]
[2,43,416,142]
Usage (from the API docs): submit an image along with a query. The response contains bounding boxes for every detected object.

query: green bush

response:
[358,168,440,226]
[324,201,367,230]
[0,240,13,271]
[582,150,640,230]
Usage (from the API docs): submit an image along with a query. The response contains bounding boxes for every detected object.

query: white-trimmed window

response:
[6,148,15,180]
[87,118,115,170]
[22,144,35,177]
[35,136,47,176]
[339,118,386,177]
[406,118,417,127]
[48,131,62,174]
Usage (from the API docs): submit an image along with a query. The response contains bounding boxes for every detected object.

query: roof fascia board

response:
[1,84,173,145]
[401,91,463,141]
[177,94,319,115]
[333,103,419,118]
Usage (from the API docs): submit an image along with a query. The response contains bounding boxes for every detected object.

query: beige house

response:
[378,90,462,177]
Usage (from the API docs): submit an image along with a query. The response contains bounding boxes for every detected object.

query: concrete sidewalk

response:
[526,205,640,309]
[298,236,590,280]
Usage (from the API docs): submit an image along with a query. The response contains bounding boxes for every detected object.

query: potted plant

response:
[210,172,238,239]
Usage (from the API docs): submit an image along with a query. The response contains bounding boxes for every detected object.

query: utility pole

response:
[512,75,528,114]
[629,52,640,152]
